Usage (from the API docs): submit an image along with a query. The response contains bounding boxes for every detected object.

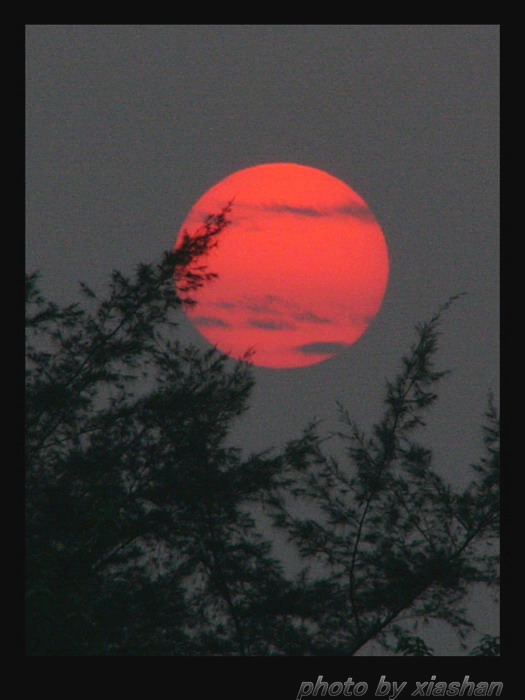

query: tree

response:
[26,210,499,655]
[25,206,270,654]
[262,297,500,655]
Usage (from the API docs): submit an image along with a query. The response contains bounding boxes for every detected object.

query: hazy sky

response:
[25,24,499,653]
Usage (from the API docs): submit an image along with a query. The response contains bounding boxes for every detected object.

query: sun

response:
[174,163,389,369]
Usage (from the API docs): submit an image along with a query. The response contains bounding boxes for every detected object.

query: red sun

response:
[174,163,389,369]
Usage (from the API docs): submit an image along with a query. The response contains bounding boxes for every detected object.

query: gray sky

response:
[25,24,499,653]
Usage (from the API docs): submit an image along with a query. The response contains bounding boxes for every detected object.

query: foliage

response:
[469,634,500,656]
[26,211,499,656]
[393,629,435,656]
[25,206,272,655]
[262,297,500,655]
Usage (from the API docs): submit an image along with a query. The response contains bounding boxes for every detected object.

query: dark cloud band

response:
[264,201,375,221]
[249,318,296,331]
[296,341,352,355]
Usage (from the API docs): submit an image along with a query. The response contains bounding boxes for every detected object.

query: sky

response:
[25,24,499,654]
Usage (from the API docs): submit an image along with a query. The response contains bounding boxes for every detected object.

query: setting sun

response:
[175,163,389,368]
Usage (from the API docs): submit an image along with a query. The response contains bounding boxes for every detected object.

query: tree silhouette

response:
[263,298,499,655]
[26,210,499,655]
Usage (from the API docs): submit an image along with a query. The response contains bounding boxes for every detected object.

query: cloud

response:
[296,341,352,355]
[193,316,231,328]
[335,203,377,221]
[246,302,275,314]
[242,294,289,315]
[243,297,333,328]
[263,200,376,222]
[249,318,296,331]
[346,311,373,327]
[267,204,326,217]
[293,311,331,324]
